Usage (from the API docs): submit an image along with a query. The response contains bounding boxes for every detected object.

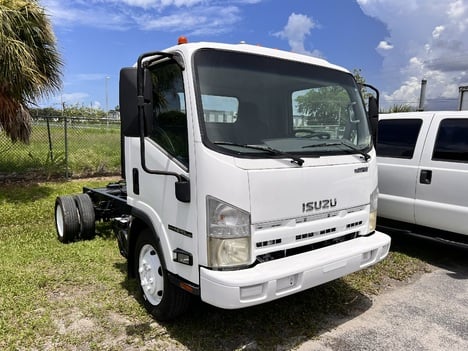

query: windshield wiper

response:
[213,141,305,166]
[302,141,370,162]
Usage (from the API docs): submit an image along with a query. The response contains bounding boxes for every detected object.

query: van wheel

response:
[74,193,95,239]
[55,195,80,243]
[135,229,191,321]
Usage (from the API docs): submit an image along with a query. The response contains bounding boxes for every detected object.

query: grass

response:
[0,121,121,178]
[0,179,429,351]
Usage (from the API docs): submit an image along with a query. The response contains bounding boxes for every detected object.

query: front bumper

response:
[200,231,391,309]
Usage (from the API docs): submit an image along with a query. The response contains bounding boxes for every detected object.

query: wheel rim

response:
[56,205,64,238]
[138,244,164,306]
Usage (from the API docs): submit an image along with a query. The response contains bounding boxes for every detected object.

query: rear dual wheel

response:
[74,193,95,239]
[55,194,95,243]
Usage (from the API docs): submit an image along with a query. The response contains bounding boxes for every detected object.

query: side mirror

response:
[359,83,379,143]
[119,67,153,137]
[368,95,379,143]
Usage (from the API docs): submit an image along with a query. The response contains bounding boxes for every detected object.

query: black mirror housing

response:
[368,95,379,143]
[119,67,153,137]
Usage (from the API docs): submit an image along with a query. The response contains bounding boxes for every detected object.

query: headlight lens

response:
[207,196,251,269]
[368,187,379,233]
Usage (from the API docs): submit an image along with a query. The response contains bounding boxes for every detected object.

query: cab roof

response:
[157,41,351,74]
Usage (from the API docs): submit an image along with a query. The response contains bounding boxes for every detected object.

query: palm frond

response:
[0,0,62,143]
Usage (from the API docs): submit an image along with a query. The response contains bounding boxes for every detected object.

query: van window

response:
[432,118,468,163]
[148,61,189,168]
[377,119,422,158]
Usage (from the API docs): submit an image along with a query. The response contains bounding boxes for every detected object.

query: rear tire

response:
[55,195,80,243]
[74,193,95,239]
[135,228,191,321]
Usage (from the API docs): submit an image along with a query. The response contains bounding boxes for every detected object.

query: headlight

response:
[207,196,251,269]
[368,187,379,233]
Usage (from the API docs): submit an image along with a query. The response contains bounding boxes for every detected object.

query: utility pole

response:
[105,76,110,128]
[105,76,110,112]
[417,79,427,111]
[458,86,468,110]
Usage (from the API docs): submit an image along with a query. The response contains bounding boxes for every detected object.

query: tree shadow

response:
[0,182,56,203]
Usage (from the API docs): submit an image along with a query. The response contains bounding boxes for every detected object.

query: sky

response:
[37,0,468,111]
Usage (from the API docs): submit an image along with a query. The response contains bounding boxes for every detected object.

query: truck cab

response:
[55,40,391,320]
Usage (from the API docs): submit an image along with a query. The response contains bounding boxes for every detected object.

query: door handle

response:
[419,169,432,184]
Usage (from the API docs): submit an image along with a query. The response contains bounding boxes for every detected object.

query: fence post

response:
[46,116,54,162]
[64,115,69,180]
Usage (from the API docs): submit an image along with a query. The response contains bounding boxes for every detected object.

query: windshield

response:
[194,49,371,158]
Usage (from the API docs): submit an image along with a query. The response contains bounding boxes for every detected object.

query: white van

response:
[376,111,468,240]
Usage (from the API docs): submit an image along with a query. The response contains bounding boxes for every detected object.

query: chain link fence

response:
[0,116,121,181]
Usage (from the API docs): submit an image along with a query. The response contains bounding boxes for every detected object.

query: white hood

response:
[246,161,372,223]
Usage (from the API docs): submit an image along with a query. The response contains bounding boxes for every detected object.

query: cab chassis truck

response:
[54,40,391,321]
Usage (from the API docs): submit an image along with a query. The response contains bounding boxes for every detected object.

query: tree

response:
[296,86,349,125]
[0,0,62,143]
[295,68,370,126]
[30,104,107,119]
[382,104,415,113]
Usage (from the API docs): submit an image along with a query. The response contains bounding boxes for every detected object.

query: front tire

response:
[134,229,191,321]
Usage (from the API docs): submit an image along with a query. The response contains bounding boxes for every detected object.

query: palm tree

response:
[0,0,62,143]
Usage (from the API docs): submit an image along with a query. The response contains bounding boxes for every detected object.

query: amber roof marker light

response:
[178,36,188,45]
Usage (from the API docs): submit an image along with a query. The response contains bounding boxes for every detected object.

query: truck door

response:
[133,59,198,282]
[415,114,468,235]
[376,115,429,223]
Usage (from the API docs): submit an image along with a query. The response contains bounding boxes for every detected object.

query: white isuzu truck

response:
[54,39,391,320]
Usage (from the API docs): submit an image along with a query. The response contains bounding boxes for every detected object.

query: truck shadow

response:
[117,233,468,350]
[147,279,372,350]
[387,230,468,279]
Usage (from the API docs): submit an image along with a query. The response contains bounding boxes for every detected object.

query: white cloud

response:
[136,6,241,35]
[120,0,203,9]
[40,0,258,35]
[432,25,445,39]
[275,13,322,57]
[377,40,393,50]
[58,92,90,105]
[74,73,109,81]
[357,0,468,109]
[41,0,131,30]
[448,0,466,19]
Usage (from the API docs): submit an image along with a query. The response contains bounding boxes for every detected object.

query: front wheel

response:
[134,229,191,321]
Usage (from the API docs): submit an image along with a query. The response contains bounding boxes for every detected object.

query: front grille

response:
[346,220,363,229]
[256,238,282,248]
[295,227,337,241]
[252,205,368,265]
[256,232,359,263]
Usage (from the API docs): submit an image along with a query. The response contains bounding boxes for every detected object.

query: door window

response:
[432,118,468,163]
[149,62,189,167]
[377,119,422,158]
